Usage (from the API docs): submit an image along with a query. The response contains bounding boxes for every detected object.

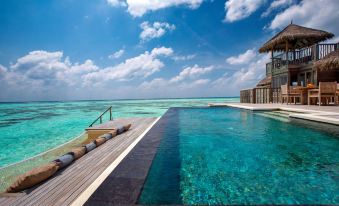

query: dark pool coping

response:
[85,108,177,205]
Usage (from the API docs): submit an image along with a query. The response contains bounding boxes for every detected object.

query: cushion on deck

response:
[108,129,117,137]
[84,142,96,152]
[116,124,132,134]
[6,162,60,193]
[123,124,132,131]
[68,147,86,160]
[101,133,113,141]
[54,154,74,169]
[95,137,106,146]
[116,126,125,134]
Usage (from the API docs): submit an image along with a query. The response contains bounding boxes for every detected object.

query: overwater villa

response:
[240,23,339,105]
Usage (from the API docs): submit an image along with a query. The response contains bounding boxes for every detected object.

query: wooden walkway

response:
[0,117,157,206]
[209,103,339,113]
[209,103,339,125]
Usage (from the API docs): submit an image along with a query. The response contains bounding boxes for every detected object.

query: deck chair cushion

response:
[108,130,117,138]
[54,154,74,169]
[6,162,60,193]
[124,124,132,131]
[84,142,96,152]
[95,137,106,146]
[68,147,86,160]
[101,133,113,141]
[116,126,125,134]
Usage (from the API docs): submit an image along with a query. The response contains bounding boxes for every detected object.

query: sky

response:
[0,0,338,101]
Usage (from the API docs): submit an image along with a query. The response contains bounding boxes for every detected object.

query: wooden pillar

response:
[285,41,289,86]
[271,46,274,88]
[285,41,288,60]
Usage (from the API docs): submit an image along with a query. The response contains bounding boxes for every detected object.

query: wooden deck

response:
[209,103,339,125]
[0,117,158,206]
[209,103,339,113]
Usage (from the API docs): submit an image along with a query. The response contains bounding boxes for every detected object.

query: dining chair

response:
[281,85,302,104]
[308,82,337,106]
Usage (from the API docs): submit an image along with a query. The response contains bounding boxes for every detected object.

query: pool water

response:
[0,98,237,167]
[139,107,339,205]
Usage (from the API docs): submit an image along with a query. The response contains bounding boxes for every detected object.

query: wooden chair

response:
[281,85,302,104]
[308,81,337,106]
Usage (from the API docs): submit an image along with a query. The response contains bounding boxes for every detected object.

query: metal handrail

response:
[89,106,113,127]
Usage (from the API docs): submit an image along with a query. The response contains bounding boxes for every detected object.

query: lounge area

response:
[281,81,338,106]
[240,23,339,106]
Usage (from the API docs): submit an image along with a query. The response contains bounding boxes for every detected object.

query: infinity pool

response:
[139,107,339,205]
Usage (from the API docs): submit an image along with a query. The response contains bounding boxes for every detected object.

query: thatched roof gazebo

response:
[259,23,334,53]
[314,50,339,71]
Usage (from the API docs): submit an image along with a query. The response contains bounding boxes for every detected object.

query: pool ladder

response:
[88,106,113,127]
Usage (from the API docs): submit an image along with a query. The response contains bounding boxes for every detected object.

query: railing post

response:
[100,116,102,124]
[109,107,112,121]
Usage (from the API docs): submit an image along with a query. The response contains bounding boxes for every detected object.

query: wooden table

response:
[291,87,311,105]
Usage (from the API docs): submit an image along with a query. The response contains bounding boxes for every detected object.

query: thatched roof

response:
[259,24,334,53]
[256,75,271,87]
[314,50,339,71]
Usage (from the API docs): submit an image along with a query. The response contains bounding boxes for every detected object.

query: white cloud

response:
[213,50,269,95]
[9,51,98,86]
[83,47,173,83]
[192,78,210,86]
[150,47,174,56]
[138,65,212,98]
[170,64,214,82]
[125,0,203,17]
[0,64,7,78]
[269,0,339,35]
[224,0,265,22]
[0,48,175,101]
[108,49,125,59]
[172,54,196,61]
[106,0,126,7]
[140,21,175,42]
[0,50,105,101]
[226,49,256,65]
[261,0,293,17]
[139,78,168,90]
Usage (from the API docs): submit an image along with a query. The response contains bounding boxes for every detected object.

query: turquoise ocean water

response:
[0,98,238,167]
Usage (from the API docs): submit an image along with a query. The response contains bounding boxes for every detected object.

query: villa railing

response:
[89,106,113,127]
[316,43,337,59]
[240,88,256,103]
[240,88,281,104]
[266,43,338,74]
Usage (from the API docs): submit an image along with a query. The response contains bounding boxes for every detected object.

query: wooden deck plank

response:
[0,117,157,206]
[16,119,142,206]
[62,119,155,205]
[56,118,154,206]
[14,117,154,206]
[23,117,154,206]
[39,118,147,204]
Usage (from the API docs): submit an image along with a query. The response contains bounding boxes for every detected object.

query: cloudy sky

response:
[0,0,338,101]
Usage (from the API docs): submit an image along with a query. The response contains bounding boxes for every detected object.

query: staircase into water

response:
[255,110,292,122]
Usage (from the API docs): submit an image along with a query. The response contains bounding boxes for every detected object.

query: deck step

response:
[255,112,290,122]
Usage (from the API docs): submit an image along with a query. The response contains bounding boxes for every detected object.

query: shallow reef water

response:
[0,98,237,167]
